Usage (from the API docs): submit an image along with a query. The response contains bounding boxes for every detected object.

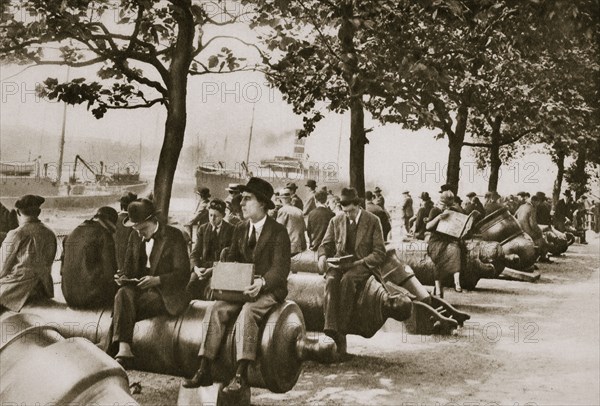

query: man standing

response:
[115,192,138,270]
[515,195,550,263]
[187,199,234,300]
[0,195,57,312]
[307,190,335,251]
[61,206,118,308]
[276,188,307,256]
[535,192,552,226]
[318,188,386,357]
[286,182,304,211]
[365,191,391,242]
[464,192,484,215]
[111,198,190,366]
[186,187,211,235]
[401,191,414,234]
[0,202,18,245]
[183,177,291,394]
[414,192,434,240]
[554,190,574,231]
[373,187,385,209]
[303,179,318,216]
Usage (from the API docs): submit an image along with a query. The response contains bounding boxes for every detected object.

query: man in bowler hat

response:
[110,198,190,366]
[183,177,291,395]
[318,187,386,357]
[0,195,57,312]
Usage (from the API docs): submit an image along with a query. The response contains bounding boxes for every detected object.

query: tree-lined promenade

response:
[1,0,598,217]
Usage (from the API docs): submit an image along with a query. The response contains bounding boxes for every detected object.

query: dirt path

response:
[130,235,599,406]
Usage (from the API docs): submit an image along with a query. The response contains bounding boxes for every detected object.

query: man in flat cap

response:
[303,179,318,216]
[187,199,234,300]
[365,191,391,242]
[276,188,307,256]
[109,198,190,366]
[484,191,504,216]
[286,182,304,211]
[0,195,57,313]
[116,192,138,270]
[318,187,386,357]
[61,206,119,308]
[184,177,291,395]
[464,192,484,216]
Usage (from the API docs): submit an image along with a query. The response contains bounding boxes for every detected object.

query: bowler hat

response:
[420,192,430,201]
[517,191,530,198]
[439,184,451,193]
[94,206,118,232]
[340,187,361,205]
[466,192,477,198]
[305,179,317,189]
[285,182,298,191]
[239,177,276,209]
[374,186,382,193]
[402,190,410,195]
[123,198,160,227]
[195,187,211,198]
[15,194,45,210]
[119,192,138,207]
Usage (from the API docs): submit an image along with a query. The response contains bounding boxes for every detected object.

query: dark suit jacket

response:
[225,216,291,302]
[401,197,414,218]
[61,220,117,308]
[465,198,484,215]
[121,223,190,315]
[190,221,234,269]
[318,210,386,271]
[307,206,335,251]
[366,202,391,241]
[115,212,133,270]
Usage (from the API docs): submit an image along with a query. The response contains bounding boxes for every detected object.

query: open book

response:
[327,254,356,266]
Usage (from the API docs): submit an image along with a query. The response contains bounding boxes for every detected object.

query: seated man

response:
[0,195,57,313]
[515,195,550,262]
[115,192,138,270]
[183,177,291,393]
[185,187,211,236]
[317,188,386,356]
[365,191,391,241]
[110,198,190,366]
[187,199,234,300]
[61,206,119,308]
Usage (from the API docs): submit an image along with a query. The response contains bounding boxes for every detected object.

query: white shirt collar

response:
[348,209,361,224]
[249,214,267,237]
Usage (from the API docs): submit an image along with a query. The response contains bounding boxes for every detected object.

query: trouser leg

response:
[324,268,343,334]
[337,265,370,333]
[236,293,279,361]
[112,286,138,344]
[199,300,241,359]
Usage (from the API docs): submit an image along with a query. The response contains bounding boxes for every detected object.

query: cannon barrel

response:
[21,300,335,393]
[288,247,471,336]
[0,312,138,405]
[473,208,537,270]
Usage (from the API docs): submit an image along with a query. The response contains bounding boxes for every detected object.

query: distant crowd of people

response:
[0,178,597,393]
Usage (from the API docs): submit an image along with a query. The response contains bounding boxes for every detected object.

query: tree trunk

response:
[488,115,503,192]
[349,97,366,196]
[339,1,365,197]
[552,148,565,208]
[153,3,194,219]
[571,141,588,199]
[446,105,468,194]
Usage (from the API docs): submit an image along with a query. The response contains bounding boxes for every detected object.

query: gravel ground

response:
[123,232,599,406]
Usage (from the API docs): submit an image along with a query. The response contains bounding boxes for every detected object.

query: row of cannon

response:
[1,207,571,404]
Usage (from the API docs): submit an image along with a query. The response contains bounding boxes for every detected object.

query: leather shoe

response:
[182,365,213,388]
[115,355,134,370]
[222,374,248,395]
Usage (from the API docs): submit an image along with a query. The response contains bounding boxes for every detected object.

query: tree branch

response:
[105,98,165,110]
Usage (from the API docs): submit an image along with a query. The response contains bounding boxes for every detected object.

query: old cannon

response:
[289,248,470,335]
[21,298,335,404]
[396,238,505,290]
[472,207,537,270]
[0,311,138,405]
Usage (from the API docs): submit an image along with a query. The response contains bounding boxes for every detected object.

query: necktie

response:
[248,225,257,250]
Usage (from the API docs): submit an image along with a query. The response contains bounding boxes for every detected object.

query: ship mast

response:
[56,66,70,184]
[245,102,256,165]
